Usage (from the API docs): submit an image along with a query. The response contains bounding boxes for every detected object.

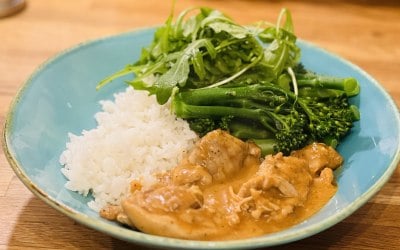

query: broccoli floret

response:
[298,94,360,146]
[188,115,235,137]
[219,115,235,131]
[188,118,216,137]
[247,111,309,155]
[269,110,309,154]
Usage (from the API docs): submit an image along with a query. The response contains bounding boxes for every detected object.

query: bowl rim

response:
[3,27,400,249]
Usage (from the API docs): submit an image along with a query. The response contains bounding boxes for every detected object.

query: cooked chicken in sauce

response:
[100,129,343,240]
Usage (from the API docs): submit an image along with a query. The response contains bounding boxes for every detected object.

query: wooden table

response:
[1,0,399,249]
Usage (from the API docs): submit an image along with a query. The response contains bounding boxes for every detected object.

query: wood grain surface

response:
[1,0,399,249]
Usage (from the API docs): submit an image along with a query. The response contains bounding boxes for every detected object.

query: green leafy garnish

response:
[98,7,300,104]
[98,6,360,155]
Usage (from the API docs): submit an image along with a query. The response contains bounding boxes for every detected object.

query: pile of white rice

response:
[59,87,198,211]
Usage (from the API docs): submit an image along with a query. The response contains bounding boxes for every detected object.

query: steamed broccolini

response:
[172,82,359,155]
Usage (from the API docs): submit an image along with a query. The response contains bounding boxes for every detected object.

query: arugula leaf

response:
[145,39,217,104]
[154,50,190,104]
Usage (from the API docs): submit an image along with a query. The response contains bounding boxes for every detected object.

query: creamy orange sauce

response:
[100,130,342,240]
[181,167,337,240]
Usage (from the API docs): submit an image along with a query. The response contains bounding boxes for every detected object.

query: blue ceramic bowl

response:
[3,28,400,249]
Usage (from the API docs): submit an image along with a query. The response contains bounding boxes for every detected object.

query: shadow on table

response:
[7,192,395,249]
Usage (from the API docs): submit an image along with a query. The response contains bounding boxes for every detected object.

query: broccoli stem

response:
[322,137,339,148]
[297,87,348,98]
[177,84,288,105]
[172,99,278,133]
[350,105,361,121]
[229,120,274,139]
[296,73,360,97]
[250,139,278,156]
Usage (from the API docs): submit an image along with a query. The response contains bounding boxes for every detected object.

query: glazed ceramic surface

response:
[3,28,400,249]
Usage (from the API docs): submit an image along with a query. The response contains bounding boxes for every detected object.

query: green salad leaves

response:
[98,8,299,103]
[98,7,360,155]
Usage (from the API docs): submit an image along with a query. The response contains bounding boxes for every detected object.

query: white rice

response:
[59,87,198,211]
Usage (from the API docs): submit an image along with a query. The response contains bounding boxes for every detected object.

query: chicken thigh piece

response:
[234,153,313,221]
[291,142,343,175]
[119,130,261,240]
[186,129,261,182]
